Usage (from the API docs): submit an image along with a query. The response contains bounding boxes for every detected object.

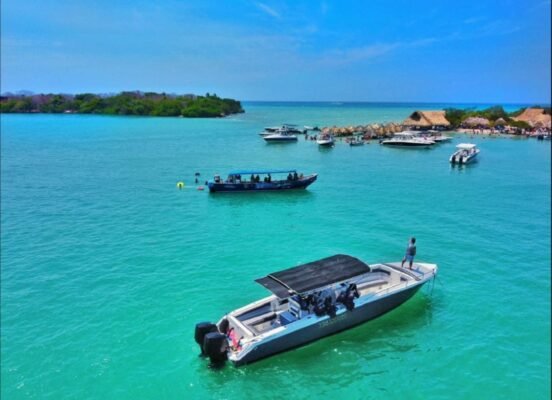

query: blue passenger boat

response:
[207,169,317,193]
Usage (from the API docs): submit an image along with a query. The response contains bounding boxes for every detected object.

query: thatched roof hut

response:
[463,117,490,128]
[403,110,450,128]
[513,108,551,128]
[494,117,507,126]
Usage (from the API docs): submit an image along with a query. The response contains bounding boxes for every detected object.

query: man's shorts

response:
[405,254,414,262]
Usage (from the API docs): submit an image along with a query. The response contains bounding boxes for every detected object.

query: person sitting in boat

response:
[250,174,255,182]
[226,327,243,352]
[293,171,298,180]
[267,174,272,182]
[287,173,293,181]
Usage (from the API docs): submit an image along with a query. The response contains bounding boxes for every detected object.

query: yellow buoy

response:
[177,181,185,189]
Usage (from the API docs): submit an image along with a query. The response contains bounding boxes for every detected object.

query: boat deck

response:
[380,262,434,281]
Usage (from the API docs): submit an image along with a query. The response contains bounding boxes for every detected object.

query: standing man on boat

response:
[401,237,416,270]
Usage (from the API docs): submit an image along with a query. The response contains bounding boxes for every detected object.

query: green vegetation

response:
[444,105,536,129]
[0,91,244,117]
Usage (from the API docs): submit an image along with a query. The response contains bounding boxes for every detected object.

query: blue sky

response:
[1,0,551,103]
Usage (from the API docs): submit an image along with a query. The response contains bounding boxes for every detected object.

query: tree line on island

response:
[0,91,244,117]
[444,105,551,130]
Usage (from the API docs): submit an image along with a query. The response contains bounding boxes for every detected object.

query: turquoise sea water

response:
[1,103,550,399]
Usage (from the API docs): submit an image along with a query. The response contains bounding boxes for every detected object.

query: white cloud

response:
[254,2,280,18]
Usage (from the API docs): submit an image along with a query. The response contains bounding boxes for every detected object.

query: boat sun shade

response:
[255,254,370,298]
[228,169,297,176]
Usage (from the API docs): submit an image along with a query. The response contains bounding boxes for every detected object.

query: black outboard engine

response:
[194,322,218,355]
[203,332,228,364]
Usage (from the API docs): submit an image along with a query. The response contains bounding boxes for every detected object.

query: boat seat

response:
[279,311,296,325]
[243,312,277,327]
[357,279,388,291]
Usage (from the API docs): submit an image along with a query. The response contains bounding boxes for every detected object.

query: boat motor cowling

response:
[195,322,218,354]
[203,332,228,364]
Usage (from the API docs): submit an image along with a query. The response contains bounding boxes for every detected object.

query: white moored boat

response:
[316,133,334,146]
[263,131,298,142]
[450,143,479,164]
[381,132,435,147]
[194,254,438,367]
[423,130,453,143]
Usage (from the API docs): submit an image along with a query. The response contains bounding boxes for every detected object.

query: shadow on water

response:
[263,141,298,146]
[206,189,316,206]
[317,145,334,152]
[449,159,480,173]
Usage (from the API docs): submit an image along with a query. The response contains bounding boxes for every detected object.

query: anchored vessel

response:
[263,131,298,142]
[195,254,438,366]
[421,130,453,143]
[259,124,305,138]
[381,131,435,147]
[450,143,480,164]
[317,133,335,147]
[207,169,317,192]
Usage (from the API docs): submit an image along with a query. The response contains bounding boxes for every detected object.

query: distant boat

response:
[317,133,334,147]
[259,126,283,136]
[450,143,480,164]
[263,131,298,142]
[432,135,453,143]
[259,124,304,137]
[381,132,435,147]
[207,169,317,192]
[422,131,452,143]
[349,138,364,146]
[282,124,306,134]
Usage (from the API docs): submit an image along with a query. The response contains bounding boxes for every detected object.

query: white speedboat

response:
[421,130,452,143]
[263,131,298,142]
[259,124,304,137]
[194,254,438,366]
[450,143,480,164]
[381,132,435,147]
[432,135,452,143]
[317,133,334,146]
[259,126,282,136]
[349,138,364,146]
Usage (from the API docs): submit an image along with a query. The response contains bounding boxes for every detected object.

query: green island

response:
[0,91,244,118]
[443,106,551,130]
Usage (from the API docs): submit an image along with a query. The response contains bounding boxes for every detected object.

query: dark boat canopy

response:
[228,169,297,176]
[255,254,370,298]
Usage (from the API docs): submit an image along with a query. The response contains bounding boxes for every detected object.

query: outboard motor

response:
[194,322,218,355]
[203,332,228,364]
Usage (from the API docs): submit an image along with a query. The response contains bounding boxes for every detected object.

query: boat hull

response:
[264,136,298,142]
[234,283,422,366]
[208,174,317,192]
[450,152,479,164]
[381,141,433,147]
